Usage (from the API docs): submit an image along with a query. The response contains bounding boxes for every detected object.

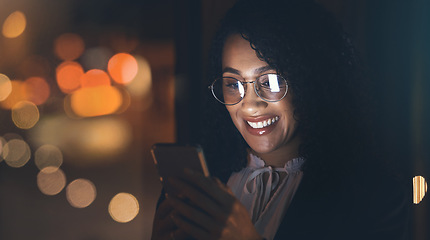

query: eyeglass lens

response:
[211,74,287,105]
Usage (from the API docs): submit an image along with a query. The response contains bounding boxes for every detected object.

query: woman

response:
[152,0,410,239]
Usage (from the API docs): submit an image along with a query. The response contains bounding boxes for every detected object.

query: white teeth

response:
[247,117,279,129]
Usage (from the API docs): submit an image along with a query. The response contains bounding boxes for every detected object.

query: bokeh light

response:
[109,193,140,223]
[24,77,50,105]
[0,80,27,109]
[35,144,63,171]
[2,11,26,38]
[70,85,122,117]
[29,116,132,165]
[413,175,428,204]
[126,55,152,98]
[1,139,31,168]
[11,101,40,129]
[56,61,84,94]
[0,74,12,101]
[54,33,85,61]
[80,69,111,88]
[37,167,66,196]
[66,179,97,208]
[81,47,112,70]
[0,137,6,162]
[108,53,138,85]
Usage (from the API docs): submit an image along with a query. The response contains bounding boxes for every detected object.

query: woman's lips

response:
[244,116,279,136]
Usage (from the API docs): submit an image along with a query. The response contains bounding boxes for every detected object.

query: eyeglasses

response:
[209,73,288,105]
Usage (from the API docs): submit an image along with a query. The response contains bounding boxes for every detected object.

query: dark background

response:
[0,0,428,239]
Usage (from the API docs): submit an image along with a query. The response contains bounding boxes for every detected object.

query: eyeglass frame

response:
[209,73,289,105]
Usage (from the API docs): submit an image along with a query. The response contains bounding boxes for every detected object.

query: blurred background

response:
[0,0,428,239]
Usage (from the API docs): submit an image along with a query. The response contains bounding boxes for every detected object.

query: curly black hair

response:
[199,0,378,186]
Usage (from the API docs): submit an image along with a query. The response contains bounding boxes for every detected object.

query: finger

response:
[181,169,235,207]
[168,177,227,219]
[171,213,215,240]
[169,196,222,234]
[156,198,175,219]
[170,229,190,240]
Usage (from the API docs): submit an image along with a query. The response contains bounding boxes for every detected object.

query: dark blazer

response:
[155,168,410,240]
[273,171,411,240]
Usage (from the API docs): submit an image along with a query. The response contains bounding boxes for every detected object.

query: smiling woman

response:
[151,0,410,239]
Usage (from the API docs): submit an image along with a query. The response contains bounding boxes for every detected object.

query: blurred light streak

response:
[2,11,26,38]
[126,55,152,98]
[24,77,50,105]
[70,85,122,117]
[11,101,39,129]
[35,144,63,171]
[109,193,140,223]
[0,80,27,109]
[108,53,138,85]
[37,167,66,195]
[56,61,84,94]
[81,47,112,71]
[0,74,12,101]
[66,179,96,208]
[413,176,428,204]
[54,33,85,61]
[80,69,111,88]
[2,139,31,168]
[29,116,132,166]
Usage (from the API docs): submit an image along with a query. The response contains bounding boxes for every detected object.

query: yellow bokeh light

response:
[413,175,427,204]
[109,193,139,223]
[126,55,152,98]
[37,167,66,196]
[70,85,122,117]
[1,139,31,168]
[0,74,12,101]
[2,11,26,38]
[34,144,63,171]
[11,101,40,129]
[108,53,138,85]
[66,179,97,208]
[54,33,85,61]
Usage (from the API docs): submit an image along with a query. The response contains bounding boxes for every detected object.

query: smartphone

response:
[151,143,210,194]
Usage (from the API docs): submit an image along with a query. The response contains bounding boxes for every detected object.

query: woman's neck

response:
[251,136,302,168]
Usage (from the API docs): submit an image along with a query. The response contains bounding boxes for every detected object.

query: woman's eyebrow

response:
[254,65,273,75]
[222,65,273,75]
[222,67,241,75]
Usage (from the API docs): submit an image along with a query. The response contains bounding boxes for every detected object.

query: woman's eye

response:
[223,79,240,89]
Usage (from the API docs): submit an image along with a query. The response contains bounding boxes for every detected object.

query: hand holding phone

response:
[151,143,210,195]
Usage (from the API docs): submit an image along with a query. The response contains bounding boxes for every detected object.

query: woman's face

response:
[222,34,300,160]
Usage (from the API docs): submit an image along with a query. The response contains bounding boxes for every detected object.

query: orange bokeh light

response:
[0,80,28,109]
[80,69,111,88]
[54,33,85,61]
[108,53,138,85]
[24,77,50,105]
[70,85,122,117]
[56,61,84,94]
[2,11,26,38]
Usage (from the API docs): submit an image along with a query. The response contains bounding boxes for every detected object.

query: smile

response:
[247,116,279,129]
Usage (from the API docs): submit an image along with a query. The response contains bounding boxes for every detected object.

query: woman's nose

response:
[240,84,267,114]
